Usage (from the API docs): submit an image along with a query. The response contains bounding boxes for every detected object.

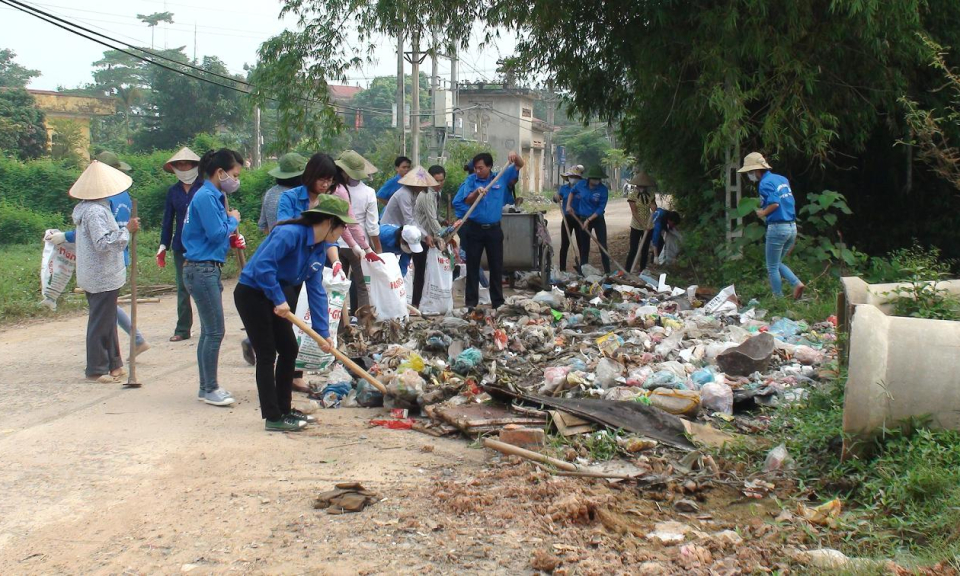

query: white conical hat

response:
[163,146,201,173]
[69,160,133,201]
[397,165,438,187]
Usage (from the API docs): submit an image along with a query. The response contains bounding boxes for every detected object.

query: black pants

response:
[411,248,429,307]
[626,227,654,272]
[460,220,504,308]
[234,283,301,421]
[576,215,610,274]
[558,214,579,272]
[85,289,122,377]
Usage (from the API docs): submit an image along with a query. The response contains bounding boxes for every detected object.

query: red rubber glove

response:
[156,249,166,268]
[363,251,384,264]
[229,233,246,250]
[331,261,345,280]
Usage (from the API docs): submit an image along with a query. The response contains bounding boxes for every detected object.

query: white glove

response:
[157,245,167,255]
[351,245,365,259]
[45,231,66,245]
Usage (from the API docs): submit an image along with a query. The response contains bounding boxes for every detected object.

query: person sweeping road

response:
[234,196,352,432]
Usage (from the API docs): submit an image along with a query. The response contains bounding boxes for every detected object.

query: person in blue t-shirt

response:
[44,151,148,356]
[554,165,583,272]
[181,148,245,407]
[566,165,610,274]
[375,156,412,208]
[452,151,525,308]
[234,196,352,433]
[737,152,806,299]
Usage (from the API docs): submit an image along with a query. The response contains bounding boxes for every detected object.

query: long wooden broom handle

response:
[283,311,388,395]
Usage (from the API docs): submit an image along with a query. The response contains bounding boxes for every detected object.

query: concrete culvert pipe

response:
[840,277,960,457]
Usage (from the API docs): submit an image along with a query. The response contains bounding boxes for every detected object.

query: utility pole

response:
[193,23,197,62]
[430,31,439,163]
[545,81,556,189]
[410,28,421,165]
[450,45,458,140]
[252,106,261,168]
[397,28,406,156]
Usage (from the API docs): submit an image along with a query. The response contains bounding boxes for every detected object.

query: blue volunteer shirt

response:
[759,172,796,223]
[452,164,520,225]
[571,179,608,217]
[651,208,668,250]
[181,180,238,263]
[557,181,576,206]
[375,174,403,202]
[160,180,202,253]
[65,190,132,266]
[378,223,411,276]
[276,185,311,222]
[239,225,333,337]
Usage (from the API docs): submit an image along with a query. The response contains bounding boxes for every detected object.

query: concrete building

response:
[457,83,549,197]
[27,90,115,161]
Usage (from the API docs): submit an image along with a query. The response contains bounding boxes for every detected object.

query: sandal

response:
[111,368,127,378]
[169,334,190,342]
[86,374,119,383]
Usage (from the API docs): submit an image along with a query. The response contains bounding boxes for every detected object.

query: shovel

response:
[284,311,388,395]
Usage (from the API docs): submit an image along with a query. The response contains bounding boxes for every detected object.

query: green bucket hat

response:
[335,150,368,181]
[584,165,607,180]
[302,194,357,224]
[268,153,308,179]
[95,151,131,172]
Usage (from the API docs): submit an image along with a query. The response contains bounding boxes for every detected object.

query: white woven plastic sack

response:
[419,247,454,315]
[294,268,351,371]
[40,233,76,310]
[362,252,410,321]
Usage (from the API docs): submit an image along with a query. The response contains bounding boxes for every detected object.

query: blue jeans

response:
[765,222,801,297]
[183,262,224,392]
[116,306,145,346]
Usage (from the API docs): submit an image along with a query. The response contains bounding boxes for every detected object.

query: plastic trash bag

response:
[40,234,76,310]
[362,252,410,321]
[452,348,483,374]
[643,370,683,391]
[595,358,625,389]
[700,381,734,415]
[419,248,454,315]
[294,269,351,371]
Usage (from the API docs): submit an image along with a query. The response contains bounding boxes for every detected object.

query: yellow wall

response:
[27,91,115,160]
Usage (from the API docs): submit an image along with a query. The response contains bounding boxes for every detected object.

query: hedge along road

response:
[0,292,501,573]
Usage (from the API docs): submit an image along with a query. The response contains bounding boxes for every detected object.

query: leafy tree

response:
[137,12,174,49]
[555,125,610,170]
[0,48,40,88]
[89,50,150,147]
[135,49,248,151]
[49,118,86,166]
[602,148,635,191]
[351,73,432,130]
[0,49,46,160]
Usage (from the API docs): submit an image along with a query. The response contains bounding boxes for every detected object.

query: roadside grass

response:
[0,229,246,325]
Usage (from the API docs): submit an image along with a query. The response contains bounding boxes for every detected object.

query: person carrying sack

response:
[234,196,352,432]
[68,160,141,383]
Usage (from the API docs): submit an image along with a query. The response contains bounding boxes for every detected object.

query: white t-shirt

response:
[339,182,379,248]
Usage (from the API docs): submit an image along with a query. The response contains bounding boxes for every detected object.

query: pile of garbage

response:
[304,273,837,446]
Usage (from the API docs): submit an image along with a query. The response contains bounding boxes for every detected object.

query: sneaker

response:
[241,338,255,366]
[265,416,306,432]
[288,409,316,424]
[204,388,235,406]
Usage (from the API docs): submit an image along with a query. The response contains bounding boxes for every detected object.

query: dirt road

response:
[0,295,508,573]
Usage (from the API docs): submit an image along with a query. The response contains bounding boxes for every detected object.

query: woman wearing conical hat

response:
[69,160,141,383]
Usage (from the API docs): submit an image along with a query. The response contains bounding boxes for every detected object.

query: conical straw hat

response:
[397,165,438,187]
[163,146,201,173]
[69,160,133,200]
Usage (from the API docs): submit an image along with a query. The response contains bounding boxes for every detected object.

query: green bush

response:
[0,201,64,245]
[0,156,80,216]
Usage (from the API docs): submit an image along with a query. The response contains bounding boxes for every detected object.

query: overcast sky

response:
[1,0,514,91]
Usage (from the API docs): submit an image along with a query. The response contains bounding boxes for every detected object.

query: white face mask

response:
[173,167,198,185]
[747,172,759,183]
